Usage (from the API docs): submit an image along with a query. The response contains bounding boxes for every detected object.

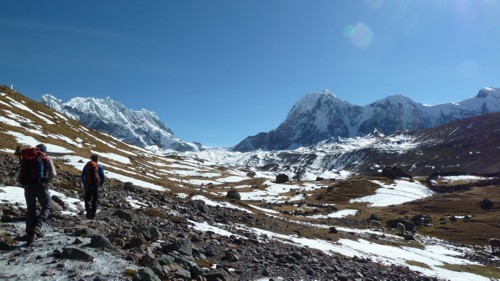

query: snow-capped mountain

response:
[186,111,500,178]
[41,94,200,152]
[234,88,500,151]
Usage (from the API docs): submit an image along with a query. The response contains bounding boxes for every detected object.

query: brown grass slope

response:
[354,112,500,176]
[414,112,500,174]
[0,85,193,190]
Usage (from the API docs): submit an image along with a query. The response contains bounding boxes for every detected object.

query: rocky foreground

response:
[0,155,442,281]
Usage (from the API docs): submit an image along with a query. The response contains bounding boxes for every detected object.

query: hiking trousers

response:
[24,183,51,238]
[84,185,100,219]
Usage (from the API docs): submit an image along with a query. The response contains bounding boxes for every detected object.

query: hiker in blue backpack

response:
[81,154,105,219]
[18,143,57,246]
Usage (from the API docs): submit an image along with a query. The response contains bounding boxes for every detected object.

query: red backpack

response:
[18,147,48,185]
[84,161,100,186]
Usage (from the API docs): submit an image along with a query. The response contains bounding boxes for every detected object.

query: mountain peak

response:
[370,128,385,138]
[476,87,500,99]
[322,89,335,97]
[290,90,344,114]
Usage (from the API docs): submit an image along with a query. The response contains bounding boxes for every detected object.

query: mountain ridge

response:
[39,87,500,153]
[186,112,500,179]
[40,94,201,152]
[234,87,500,151]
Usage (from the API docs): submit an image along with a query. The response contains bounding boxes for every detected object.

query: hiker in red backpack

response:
[18,143,57,246]
[81,154,105,219]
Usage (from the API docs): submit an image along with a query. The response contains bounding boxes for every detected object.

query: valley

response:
[1,86,499,280]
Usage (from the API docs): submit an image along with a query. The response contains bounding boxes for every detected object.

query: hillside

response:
[376,112,500,175]
[327,112,500,175]
[1,86,500,280]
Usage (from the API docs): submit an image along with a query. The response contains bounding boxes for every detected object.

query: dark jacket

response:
[81,162,105,187]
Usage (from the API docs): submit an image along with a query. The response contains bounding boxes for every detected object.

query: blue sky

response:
[1,0,499,147]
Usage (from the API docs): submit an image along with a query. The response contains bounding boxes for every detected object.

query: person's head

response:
[91,154,99,162]
[36,143,47,153]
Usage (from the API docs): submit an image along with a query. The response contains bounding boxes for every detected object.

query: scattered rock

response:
[53,247,94,262]
[51,194,66,209]
[41,269,55,277]
[480,198,494,211]
[134,267,161,281]
[226,189,241,200]
[113,210,134,222]
[90,234,114,249]
[275,174,289,183]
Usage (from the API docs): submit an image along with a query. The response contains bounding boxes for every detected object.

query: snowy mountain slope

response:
[186,111,500,177]
[234,87,500,151]
[41,94,200,152]
[184,131,409,180]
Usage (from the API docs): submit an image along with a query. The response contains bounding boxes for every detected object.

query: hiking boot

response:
[26,236,34,247]
[34,227,44,238]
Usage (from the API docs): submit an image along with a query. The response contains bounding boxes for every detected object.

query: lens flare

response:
[343,22,374,47]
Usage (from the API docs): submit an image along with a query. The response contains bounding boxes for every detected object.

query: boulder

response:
[54,247,94,262]
[480,198,494,211]
[113,210,134,222]
[90,234,114,249]
[226,189,241,200]
[276,174,289,183]
[135,267,161,281]
[134,226,162,241]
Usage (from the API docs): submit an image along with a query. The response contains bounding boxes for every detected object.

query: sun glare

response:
[343,22,374,47]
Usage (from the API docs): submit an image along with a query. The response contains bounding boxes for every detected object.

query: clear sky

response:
[1,0,499,147]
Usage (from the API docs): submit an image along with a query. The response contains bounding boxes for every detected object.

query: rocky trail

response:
[0,181,443,281]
